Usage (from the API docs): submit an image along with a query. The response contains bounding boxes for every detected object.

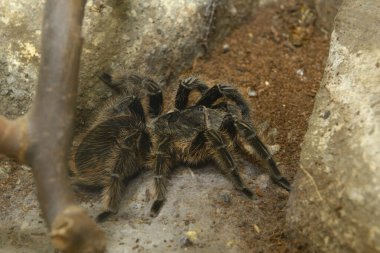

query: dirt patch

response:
[181,1,329,251]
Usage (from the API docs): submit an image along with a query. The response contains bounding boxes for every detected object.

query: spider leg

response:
[96,129,142,222]
[195,84,251,120]
[221,115,291,191]
[141,77,163,117]
[99,72,121,92]
[150,137,173,216]
[127,96,146,122]
[210,101,229,111]
[99,73,163,118]
[175,77,209,110]
[99,73,143,94]
[73,115,148,222]
[203,129,255,199]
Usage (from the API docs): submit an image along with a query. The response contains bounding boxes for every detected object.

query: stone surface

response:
[0,0,43,118]
[0,0,257,122]
[287,1,380,252]
[0,165,272,253]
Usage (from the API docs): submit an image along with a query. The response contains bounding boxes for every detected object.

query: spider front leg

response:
[150,137,173,216]
[142,77,163,117]
[175,77,209,110]
[196,84,251,120]
[221,115,291,191]
[203,129,255,199]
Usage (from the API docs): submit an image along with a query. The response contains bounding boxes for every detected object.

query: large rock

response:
[287,0,380,252]
[0,0,257,122]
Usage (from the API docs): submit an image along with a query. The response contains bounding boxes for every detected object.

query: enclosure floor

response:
[0,2,328,253]
[183,1,329,251]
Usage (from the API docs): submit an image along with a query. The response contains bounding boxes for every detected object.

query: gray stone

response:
[287,1,380,252]
[0,0,257,123]
[0,166,266,253]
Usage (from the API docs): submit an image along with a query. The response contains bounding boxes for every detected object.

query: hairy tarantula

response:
[71,73,291,222]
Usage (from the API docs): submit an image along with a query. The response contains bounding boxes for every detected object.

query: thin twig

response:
[0,0,106,252]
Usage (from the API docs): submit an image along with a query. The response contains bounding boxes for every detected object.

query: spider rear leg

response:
[150,137,173,216]
[74,115,149,222]
[196,84,251,120]
[99,72,120,91]
[97,129,145,222]
[203,129,255,199]
[99,73,163,118]
[223,116,291,191]
[175,77,209,110]
[210,101,229,111]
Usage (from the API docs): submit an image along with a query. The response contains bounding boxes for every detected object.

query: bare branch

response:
[0,0,106,252]
[0,116,28,162]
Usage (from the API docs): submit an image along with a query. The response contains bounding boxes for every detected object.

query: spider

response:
[71,73,291,222]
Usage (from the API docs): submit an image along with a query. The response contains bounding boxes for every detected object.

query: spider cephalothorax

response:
[71,74,291,222]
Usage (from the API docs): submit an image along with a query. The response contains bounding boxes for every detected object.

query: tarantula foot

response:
[241,188,257,200]
[96,210,116,223]
[150,199,165,217]
[272,176,292,192]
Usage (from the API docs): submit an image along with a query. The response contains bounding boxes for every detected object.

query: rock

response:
[222,43,230,53]
[219,191,232,204]
[0,160,12,179]
[0,0,257,124]
[247,87,257,97]
[179,236,194,248]
[256,174,270,191]
[287,1,380,252]
[267,144,280,156]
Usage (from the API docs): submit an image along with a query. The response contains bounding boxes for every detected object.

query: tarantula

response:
[71,73,291,222]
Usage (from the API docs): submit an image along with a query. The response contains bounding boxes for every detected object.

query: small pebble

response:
[220,192,231,204]
[267,144,280,155]
[0,167,10,179]
[296,68,307,81]
[267,127,278,142]
[296,68,304,77]
[256,174,270,190]
[247,87,257,97]
[322,110,331,120]
[223,44,230,53]
[21,165,31,171]
[179,236,193,248]
[253,224,261,233]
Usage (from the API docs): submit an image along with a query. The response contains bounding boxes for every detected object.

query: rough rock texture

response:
[0,1,43,118]
[1,163,284,253]
[287,1,380,252]
[0,0,258,122]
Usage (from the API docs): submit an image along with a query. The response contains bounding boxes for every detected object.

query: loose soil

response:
[0,2,329,252]
[181,1,329,252]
